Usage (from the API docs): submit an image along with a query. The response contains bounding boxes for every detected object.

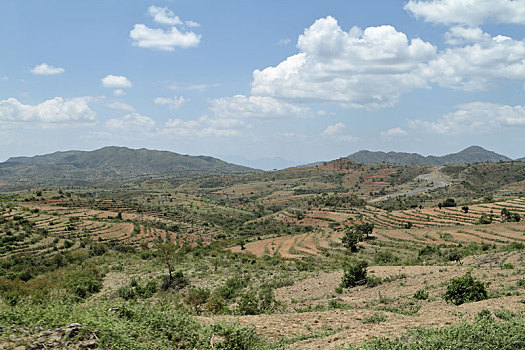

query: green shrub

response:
[362,313,387,324]
[66,268,103,301]
[478,214,493,225]
[444,271,488,305]
[414,289,429,300]
[341,260,368,288]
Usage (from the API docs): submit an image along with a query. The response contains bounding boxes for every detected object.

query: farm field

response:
[1,160,525,349]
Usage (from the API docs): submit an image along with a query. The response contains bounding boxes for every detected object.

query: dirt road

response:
[370,166,449,202]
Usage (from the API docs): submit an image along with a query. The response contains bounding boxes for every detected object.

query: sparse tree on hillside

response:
[157,242,178,284]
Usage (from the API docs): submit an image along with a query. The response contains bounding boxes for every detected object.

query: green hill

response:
[348,146,510,165]
[0,146,256,190]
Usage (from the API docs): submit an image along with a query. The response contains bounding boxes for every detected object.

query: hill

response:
[517,157,525,162]
[347,146,510,165]
[0,146,256,190]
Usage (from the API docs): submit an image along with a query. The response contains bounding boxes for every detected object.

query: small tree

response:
[444,271,488,305]
[442,198,456,207]
[478,214,493,225]
[501,208,521,222]
[462,206,469,214]
[342,228,363,252]
[157,242,178,286]
[341,260,368,288]
[342,222,374,252]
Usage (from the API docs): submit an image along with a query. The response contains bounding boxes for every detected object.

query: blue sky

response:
[2,0,525,168]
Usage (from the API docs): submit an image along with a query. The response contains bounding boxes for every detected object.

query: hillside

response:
[348,146,510,165]
[0,146,256,190]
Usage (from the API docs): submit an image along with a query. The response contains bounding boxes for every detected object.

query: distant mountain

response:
[0,146,256,190]
[517,157,525,162]
[347,146,511,165]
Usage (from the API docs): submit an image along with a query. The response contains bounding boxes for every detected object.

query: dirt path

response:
[371,167,450,203]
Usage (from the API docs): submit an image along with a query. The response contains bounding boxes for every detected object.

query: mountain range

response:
[347,146,516,165]
[0,146,254,190]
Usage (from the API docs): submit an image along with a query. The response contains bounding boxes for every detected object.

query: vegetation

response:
[443,271,489,305]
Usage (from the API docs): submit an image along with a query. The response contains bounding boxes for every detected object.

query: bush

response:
[118,279,157,300]
[441,198,456,207]
[341,260,368,288]
[478,214,493,225]
[185,288,211,315]
[443,271,488,305]
[237,291,260,315]
[414,289,429,300]
[66,268,103,301]
[161,271,187,291]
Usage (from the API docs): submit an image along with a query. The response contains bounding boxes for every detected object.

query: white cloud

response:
[113,89,126,96]
[0,97,96,124]
[148,6,183,25]
[163,116,244,137]
[31,63,64,75]
[210,95,311,119]
[107,102,135,111]
[422,29,525,90]
[405,0,525,26]
[0,76,7,81]
[185,20,200,28]
[278,38,291,46]
[409,102,525,134]
[444,26,490,45]
[320,122,355,141]
[381,127,408,137]
[130,24,200,51]
[154,96,187,110]
[101,75,132,88]
[251,17,435,109]
[106,112,156,131]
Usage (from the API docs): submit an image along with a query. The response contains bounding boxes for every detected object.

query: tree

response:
[342,222,374,252]
[444,271,488,305]
[342,228,363,252]
[462,206,469,214]
[157,242,178,285]
[341,260,368,288]
[501,208,521,222]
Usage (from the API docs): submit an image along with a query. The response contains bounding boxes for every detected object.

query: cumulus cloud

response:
[381,127,408,137]
[130,24,201,51]
[154,96,187,110]
[106,112,156,131]
[148,6,183,25]
[405,0,525,26]
[0,97,96,124]
[31,63,64,75]
[249,16,525,108]
[251,17,435,109]
[163,116,244,137]
[130,7,200,51]
[320,122,355,141]
[422,29,525,90]
[101,75,132,88]
[409,102,525,134]
[210,95,311,118]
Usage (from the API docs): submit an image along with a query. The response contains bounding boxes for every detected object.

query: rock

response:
[65,323,81,338]
[80,339,97,348]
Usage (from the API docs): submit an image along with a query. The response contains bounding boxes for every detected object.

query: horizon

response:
[1,144,520,171]
[2,1,525,164]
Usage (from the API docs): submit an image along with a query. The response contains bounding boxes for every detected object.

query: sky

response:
[2,0,525,168]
